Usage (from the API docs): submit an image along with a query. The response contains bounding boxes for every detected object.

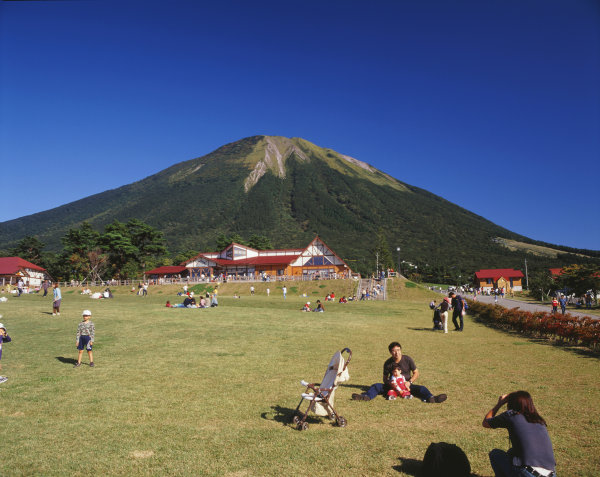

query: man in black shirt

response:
[450,292,465,331]
[352,342,447,403]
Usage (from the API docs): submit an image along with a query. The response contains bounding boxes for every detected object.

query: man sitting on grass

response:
[352,341,447,403]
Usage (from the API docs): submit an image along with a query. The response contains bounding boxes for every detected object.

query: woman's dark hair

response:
[507,391,547,426]
[388,342,402,352]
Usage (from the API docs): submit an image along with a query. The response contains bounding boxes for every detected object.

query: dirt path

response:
[468,294,598,320]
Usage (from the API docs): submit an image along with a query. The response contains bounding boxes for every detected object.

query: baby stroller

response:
[292,347,352,431]
[433,307,443,330]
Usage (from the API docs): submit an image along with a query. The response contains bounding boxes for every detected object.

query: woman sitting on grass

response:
[483,391,556,477]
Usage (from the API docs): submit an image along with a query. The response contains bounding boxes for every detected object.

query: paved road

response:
[467,294,597,320]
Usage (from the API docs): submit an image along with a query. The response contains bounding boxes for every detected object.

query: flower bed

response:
[467,300,600,350]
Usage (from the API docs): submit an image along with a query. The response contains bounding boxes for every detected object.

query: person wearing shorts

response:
[75,310,95,368]
[52,283,62,316]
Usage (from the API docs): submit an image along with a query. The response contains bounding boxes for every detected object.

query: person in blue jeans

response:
[558,295,567,315]
[483,391,556,477]
[351,342,447,403]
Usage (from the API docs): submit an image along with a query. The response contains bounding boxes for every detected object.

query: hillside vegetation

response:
[0,136,598,278]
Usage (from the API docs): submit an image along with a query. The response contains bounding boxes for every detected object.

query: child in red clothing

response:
[387,366,412,400]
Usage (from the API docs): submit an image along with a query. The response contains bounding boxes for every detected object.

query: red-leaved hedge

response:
[467,300,600,350]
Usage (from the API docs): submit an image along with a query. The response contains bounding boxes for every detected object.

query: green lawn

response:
[0,284,598,476]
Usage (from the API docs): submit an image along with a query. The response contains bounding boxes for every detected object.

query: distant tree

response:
[173,250,198,265]
[61,222,100,257]
[371,228,394,274]
[215,233,248,250]
[126,218,168,263]
[528,270,558,301]
[215,234,230,251]
[11,236,45,264]
[228,233,246,246]
[42,252,71,283]
[247,234,273,250]
[98,219,167,279]
[61,222,103,280]
[559,264,600,302]
[100,221,140,279]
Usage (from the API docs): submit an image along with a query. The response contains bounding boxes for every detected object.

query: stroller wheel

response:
[292,415,300,425]
[297,422,308,431]
[336,416,347,427]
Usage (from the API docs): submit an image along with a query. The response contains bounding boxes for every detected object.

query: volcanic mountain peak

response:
[242,135,405,193]
[244,136,308,191]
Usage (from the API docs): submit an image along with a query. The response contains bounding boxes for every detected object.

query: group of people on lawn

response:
[353,341,556,477]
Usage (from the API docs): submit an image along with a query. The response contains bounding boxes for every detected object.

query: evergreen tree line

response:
[1,222,276,282]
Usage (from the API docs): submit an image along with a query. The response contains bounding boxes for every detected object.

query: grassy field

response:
[0,281,598,476]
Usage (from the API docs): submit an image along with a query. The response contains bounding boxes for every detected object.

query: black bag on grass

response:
[421,442,471,477]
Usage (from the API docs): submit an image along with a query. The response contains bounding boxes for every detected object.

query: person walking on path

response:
[75,310,95,368]
[558,295,567,315]
[52,283,62,316]
[551,297,558,314]
[483,391,556,477]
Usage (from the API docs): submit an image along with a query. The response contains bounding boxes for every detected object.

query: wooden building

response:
[184,236,352,279]
[144,265,189,280]
[474,268,524,292]
[0,257,50,288]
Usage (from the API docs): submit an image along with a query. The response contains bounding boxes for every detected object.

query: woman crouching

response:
[483,391,556,477]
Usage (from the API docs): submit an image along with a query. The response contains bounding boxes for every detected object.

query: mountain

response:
[0,136,597,277]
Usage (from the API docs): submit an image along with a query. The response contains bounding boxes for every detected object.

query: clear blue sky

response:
[1,0,598,250]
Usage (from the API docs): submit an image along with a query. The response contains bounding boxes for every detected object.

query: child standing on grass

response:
[0,320,12,382]
[75,310,95,368]
[52,282,62,316]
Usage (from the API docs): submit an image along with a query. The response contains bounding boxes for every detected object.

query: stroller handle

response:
[341,347,352,370]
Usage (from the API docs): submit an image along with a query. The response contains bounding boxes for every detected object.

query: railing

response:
[49,273,363,289]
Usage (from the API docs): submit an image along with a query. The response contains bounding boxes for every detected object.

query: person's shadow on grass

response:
[393,456,486,476]
[392,457,421,476]
[56,356,78,365]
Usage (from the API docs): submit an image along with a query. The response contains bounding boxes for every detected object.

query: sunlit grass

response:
[0,284,598,476]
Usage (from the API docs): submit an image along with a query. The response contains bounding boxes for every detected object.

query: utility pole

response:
[525,259,529,290]
[375,251,379,277]
[396,247,401,277]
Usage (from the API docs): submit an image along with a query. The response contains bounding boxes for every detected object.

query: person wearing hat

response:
[75,310,95,368]
[0,318,12,380]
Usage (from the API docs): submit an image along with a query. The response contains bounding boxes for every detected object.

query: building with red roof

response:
[181,236,352,279]
[144,265,189,280]
[0,257,50,287]
[474,268,524,291]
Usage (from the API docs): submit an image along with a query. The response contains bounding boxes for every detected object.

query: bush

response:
[467,300,600,350]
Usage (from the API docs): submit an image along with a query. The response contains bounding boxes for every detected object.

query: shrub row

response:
[467,300,600,350]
